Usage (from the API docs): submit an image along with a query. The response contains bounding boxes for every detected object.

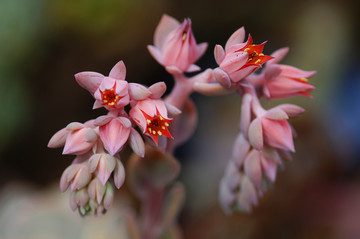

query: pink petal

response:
[280,65,316,78]
[96,154,116,185]
[264,107,289,120]
[109,60,126,80]
[129,128,145,157]
[88,178,105,204]
[94,115,113,127]
[99,118,131,155]
[260,155,277,182]
[248,118,264,151]
[165,102,181,116]
[63,128,94,155]
[241,176,258,206]
[147,45,163,64]
[196,42,208,58]
[225,27,245,51]
[154,14,180,49]
[193,82,231,96]
[214,44,225,66]
[262,118,295,152]
[232,133,250,168]
[214,68,231,88]
[219,51,248,75]
[66,122,84,131]
[75,72,104,95]
[165,66,182,75]
[277,104,305,118]
[240,94,252,137]
[264,64,282,80]
[149,82,166,99]
[186,64,201,73]
[85,128,97,143]
[103,183,114,209]
[48,128,68,148]
[244,150,262,188]
[128,83,151,100]
[129,106,146,132]
[114,158,125,189]
[267,47,289,65]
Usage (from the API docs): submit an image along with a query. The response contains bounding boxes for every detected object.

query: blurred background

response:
[0,0,360,238]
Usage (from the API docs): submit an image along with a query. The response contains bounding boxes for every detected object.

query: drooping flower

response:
[74,61,130,110]
[130,99,173,145]
[147,14,208,74]
[213,28,273,86]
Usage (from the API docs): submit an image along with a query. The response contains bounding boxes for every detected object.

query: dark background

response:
[0,0,360,238]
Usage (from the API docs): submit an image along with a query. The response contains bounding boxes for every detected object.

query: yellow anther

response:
[182,32,187,41]
[165,123,169,127]
[147,119,151,124]
[159,116,163,120]
[300,78,308,82]
[162,126,165,130]
[244,48,250,52]
[158,131,162,135]
[259,53,264,56]
[255,59,261,64]
[152,131,156,135]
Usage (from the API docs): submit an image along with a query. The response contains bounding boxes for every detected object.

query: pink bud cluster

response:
[48,61,179,215]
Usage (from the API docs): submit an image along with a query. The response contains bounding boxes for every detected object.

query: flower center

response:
[140,108,173,145]
[146,115,170,136]
[243,45,264,64]
[101,87,120,106]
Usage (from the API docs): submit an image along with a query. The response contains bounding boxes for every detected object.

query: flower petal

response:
[75,72,104,95]
[225,27,245,51]
[154,14,180,49]
[109,60,126,80]
[248,118,263,151]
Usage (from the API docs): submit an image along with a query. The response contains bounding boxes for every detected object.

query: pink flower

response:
[130,98,173,145]
[94,115,131,156]
[93,77,129,110]
[248,106,296,152]
[147,14,208,74]
[74,61,130,110]
[263,64,316,98]
[214,28,273,86]
[260,47,316,98]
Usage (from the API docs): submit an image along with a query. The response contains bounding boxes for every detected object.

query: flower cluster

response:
[48,13,315,233]
[217,28,315,213]
[48,61,179,215]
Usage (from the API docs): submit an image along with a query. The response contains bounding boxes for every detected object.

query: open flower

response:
[130,99,173,145]
[93,77,129,110]
[214,28,273,86]
[74,61,130,110]
[147,14,208,74]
